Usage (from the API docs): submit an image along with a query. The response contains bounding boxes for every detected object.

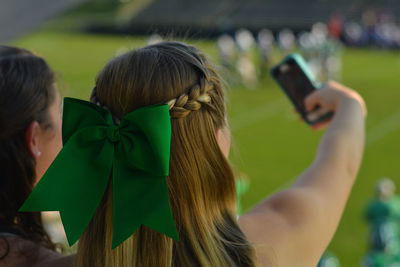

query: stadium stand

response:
[126,0,400,35]
[0,0,87,43]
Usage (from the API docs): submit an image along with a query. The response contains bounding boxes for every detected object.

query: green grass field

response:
[14,31,400,266]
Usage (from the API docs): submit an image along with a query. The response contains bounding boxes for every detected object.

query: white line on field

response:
[248,109,400,196]
[230,98,287,131]
[366,110,400,145]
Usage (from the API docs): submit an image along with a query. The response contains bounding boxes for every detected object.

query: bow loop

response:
[62,98,113,143]
[119,105,171,177]
[20,98,178,248]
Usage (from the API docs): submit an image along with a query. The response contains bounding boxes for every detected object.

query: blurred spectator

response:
[257,28,275,76]
[365,178,400,254]
[317,252,340,267]
[343,21,365,46]
[363,178,400,267]
[235,28,255,52]
[328,14,344,40]
[217,34,237,70]
[278,28,296,53]
[235,28,257,88]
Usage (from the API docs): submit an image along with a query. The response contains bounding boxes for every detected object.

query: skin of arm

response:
[239,81,367,267]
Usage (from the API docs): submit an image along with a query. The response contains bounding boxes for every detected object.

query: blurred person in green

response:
[363,252,400,267]
[365,178,400,255]
[235,172,250,215]
[317,252,340,267]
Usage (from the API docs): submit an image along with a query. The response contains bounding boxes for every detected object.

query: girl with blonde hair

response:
[23,41,366,267]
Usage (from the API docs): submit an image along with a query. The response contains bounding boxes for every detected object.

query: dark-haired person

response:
[0,46,72,266]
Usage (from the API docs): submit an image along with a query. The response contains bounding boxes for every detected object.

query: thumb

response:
[304,92,320,112]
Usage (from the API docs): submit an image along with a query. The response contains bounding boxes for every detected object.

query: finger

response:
[311,117,332,130]
[311,122,327,130]
[304,92,320,112]
[311,120,330,130]
[306,107,331,123]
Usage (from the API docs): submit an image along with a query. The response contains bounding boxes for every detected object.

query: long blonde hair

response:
[76,41,257,266]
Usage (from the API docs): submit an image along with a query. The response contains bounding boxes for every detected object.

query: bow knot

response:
[107,125,120,143]
[20,98,179,248]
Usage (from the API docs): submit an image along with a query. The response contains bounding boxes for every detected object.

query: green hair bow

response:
[20,98,179,248]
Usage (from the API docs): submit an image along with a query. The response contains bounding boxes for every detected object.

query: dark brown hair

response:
[77,41,257,266]
[0,46,56,260]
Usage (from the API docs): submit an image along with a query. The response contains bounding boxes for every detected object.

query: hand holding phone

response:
[270,54,334,125]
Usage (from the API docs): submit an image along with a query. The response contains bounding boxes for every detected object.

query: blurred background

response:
[1,0,400,266]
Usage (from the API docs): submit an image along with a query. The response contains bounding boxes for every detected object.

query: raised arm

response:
[239,81,367,267]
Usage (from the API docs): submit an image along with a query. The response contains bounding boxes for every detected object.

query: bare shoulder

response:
[238,210,288,267]
[238,189,321,267]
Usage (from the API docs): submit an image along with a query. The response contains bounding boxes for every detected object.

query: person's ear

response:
[216,127,231,158]
[25,121,42,159]
[216,128,224,144]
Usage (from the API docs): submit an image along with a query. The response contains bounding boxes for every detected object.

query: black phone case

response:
[270,54,333,125]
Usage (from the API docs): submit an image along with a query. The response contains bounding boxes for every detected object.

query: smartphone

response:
[270,53,333,125]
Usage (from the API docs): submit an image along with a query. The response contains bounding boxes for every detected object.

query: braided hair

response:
[78,41,256,267]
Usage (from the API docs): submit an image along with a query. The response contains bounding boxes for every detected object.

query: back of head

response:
[0,46,56,252]
[77,42,256,266]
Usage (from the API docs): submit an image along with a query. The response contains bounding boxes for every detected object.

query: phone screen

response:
[273,58,316,116]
